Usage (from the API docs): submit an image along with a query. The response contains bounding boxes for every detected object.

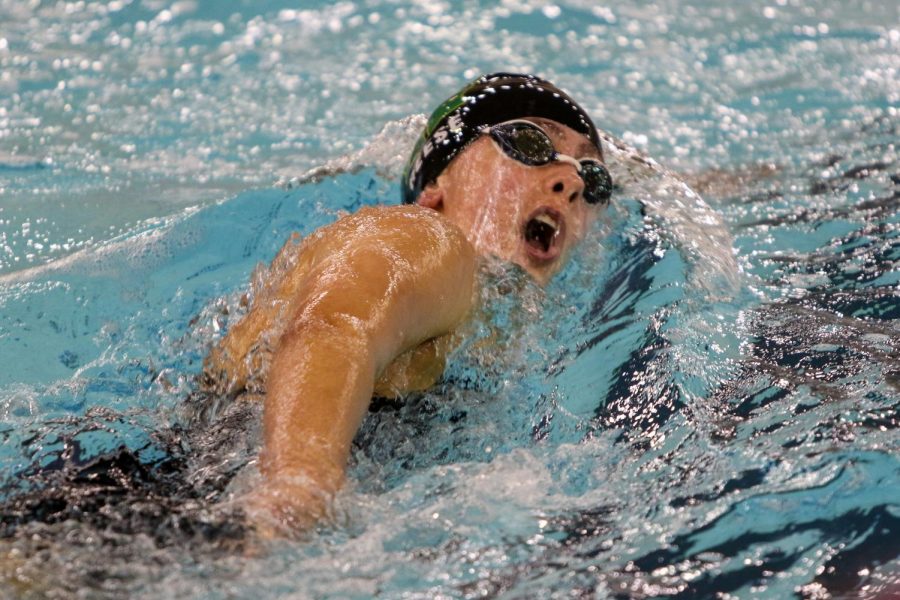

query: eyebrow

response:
[535,118,563,136]
[576,139,602,160]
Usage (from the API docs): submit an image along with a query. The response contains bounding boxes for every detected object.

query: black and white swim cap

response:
[402,72,600,204]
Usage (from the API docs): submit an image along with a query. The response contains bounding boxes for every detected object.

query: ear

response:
[416,184,444,211]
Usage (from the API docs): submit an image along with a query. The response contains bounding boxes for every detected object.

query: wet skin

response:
[206,119,606,533]
[418,117,604,285]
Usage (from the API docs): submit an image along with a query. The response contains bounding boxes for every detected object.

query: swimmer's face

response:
[417,118,606,285]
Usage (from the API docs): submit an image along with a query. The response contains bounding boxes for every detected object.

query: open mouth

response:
[523,207,564,262]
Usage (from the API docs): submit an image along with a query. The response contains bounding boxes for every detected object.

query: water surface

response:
[1,1,898,598]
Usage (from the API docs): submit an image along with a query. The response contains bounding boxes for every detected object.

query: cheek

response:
[451,163,528,223]
[566,205,598,246]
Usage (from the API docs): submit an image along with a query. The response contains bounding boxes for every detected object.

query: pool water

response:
[1,0,898,598]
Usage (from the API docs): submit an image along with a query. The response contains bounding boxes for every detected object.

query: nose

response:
[544,162,585,203]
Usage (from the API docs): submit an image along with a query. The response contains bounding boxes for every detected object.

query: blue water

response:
[1,1,898,598]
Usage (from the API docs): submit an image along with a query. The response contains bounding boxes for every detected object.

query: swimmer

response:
[203,73,614,532]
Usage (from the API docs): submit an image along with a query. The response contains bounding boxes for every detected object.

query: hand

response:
[243,475,334,540]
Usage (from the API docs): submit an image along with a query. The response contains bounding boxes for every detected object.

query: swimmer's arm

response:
[251,206,476,530]
[204,232,311,395]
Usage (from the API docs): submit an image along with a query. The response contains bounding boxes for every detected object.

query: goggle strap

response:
[553,153,582,172]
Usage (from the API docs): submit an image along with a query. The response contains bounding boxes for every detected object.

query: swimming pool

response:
[1,0,898,597]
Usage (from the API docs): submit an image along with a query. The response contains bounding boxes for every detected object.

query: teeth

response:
[534,213,558,231]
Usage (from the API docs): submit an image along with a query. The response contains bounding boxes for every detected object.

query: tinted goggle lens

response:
[579,160,613,205]
[490,122,555,164]
[489,122,613,205]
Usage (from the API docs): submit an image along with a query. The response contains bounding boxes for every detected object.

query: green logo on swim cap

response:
[425,95,464,137]
[403,76,482,201]
[423,76,483,138]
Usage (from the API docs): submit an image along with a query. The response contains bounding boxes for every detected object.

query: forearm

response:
[262,320,375,493]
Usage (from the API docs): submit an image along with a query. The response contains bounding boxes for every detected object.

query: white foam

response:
[281,114,427,187]
[599,130,741,298]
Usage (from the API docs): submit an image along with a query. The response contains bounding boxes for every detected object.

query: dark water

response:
[1,0,898,598]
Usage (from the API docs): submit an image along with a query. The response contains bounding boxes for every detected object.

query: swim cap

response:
[401,72,600,204]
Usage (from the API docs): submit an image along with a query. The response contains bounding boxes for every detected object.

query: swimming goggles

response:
[487,120,613,205]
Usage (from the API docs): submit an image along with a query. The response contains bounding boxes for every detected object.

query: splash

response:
[282,114,427,187]
[599,131,741,298]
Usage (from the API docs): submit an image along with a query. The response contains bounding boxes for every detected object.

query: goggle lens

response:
[489,121,613,205]
[579,160,614,205]
[492,123,556,165]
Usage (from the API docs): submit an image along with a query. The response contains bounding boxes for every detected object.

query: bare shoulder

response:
[307,204,477,313]
[319,204,473,257]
